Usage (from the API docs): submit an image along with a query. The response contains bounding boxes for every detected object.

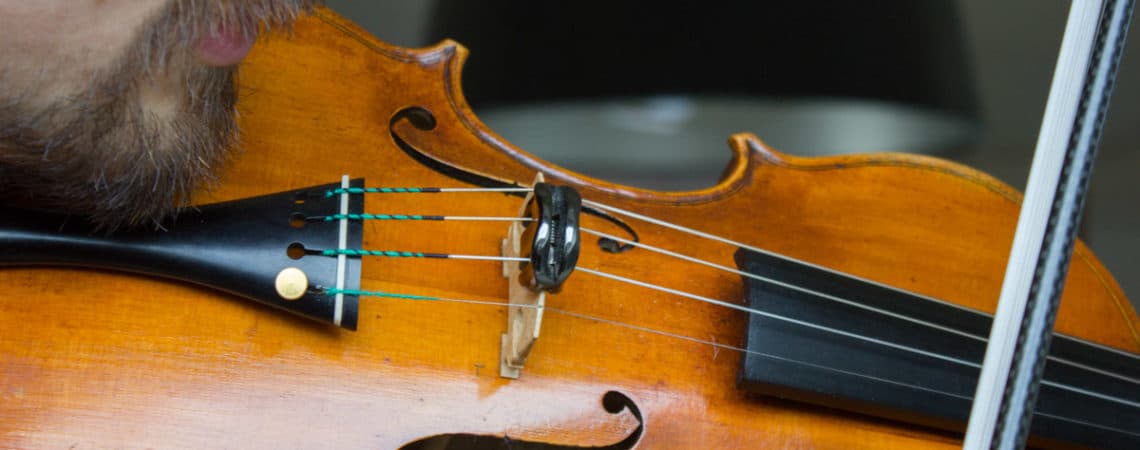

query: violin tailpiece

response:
[0,180,366,330]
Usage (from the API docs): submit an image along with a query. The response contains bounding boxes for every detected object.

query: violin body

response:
[2,9,1137,448]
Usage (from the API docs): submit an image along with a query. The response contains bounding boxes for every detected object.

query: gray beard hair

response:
[0,0,322,230]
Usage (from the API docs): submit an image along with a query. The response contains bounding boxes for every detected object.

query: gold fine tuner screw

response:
[275,267,309,301]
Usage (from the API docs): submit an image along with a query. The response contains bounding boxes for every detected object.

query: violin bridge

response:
[500,173,546,379]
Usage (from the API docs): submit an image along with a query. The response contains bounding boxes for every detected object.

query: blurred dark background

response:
[326,1,1140,309]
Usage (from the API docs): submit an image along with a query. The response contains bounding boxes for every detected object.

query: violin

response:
[2,7,1138,449]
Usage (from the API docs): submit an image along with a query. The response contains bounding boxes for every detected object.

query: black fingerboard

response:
[735,249,1140,449]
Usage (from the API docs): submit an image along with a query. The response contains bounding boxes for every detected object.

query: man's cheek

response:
[0,0,168,104]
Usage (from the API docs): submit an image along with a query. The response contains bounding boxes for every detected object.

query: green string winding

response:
[322,213,424,222]
[324,288,437,301]
[321,249,425,258]
[326,187,424,198]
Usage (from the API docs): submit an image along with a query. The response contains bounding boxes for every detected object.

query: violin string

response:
[309,213,532,223]
[313,205,969,343]
[573,266,978,368]
[310,249,981,369]
[326,246,964,366]
[317,248,527,263]
[329,188,1140,387]
[326,186,532,197]
[329,184,945,310]
[1033,411,1140,438]
[326,186,1132,349]
[334,286,1140,432]
[335,287,964,396]
[579,198,973,310]
[546,307,1140,437]
[320,246,1140,408]
[549,306,978,400]
[329,187,978,320]
[319,240,1140,389]
[575,266,1140,408]
[580,226,981,340]
[327,288,533,308]
[579,227,1140,388]
[549,306,1140,437]
[578,198,1140,370]
[323,249,973,368]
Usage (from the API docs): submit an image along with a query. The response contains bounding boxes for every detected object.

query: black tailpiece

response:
[0,181,365,330]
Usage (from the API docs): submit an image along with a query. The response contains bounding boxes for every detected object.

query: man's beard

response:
[0,0,321,230]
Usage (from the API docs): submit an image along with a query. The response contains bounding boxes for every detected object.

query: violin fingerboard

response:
[734,249,1140,450]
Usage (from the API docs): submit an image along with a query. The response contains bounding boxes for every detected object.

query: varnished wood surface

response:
[2,8,1137,449]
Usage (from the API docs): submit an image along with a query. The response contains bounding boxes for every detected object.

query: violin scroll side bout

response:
[1,7,1137,449]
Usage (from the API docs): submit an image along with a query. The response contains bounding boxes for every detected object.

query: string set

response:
[311,184,1140,429]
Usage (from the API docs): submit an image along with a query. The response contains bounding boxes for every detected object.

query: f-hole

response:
[398,391,644,450]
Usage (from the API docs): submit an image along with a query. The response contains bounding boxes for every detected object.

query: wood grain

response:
[1,8,1135,449]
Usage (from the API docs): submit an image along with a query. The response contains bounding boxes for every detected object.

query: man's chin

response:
[0,138,236,231]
